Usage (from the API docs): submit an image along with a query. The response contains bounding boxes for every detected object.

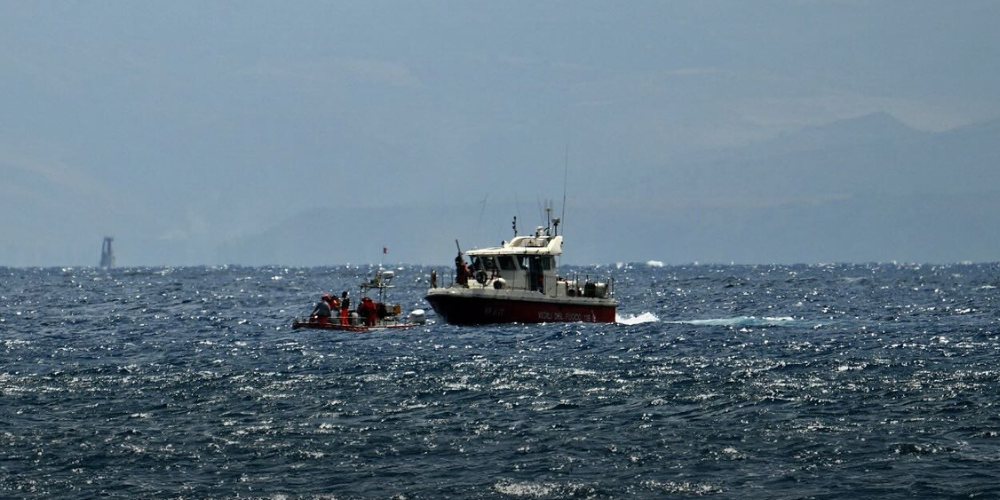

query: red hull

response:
[424,293,616,325]
[291,319,417,332]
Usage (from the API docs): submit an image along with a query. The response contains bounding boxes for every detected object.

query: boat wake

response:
[616,312,661,325]
[668,316,797,327]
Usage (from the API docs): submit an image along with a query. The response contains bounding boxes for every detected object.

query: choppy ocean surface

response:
[2,263,1000,499]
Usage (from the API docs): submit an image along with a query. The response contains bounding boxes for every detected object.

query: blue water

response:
[2,263,1000,499]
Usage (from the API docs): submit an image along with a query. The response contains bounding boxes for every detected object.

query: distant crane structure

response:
[100,237,115,268]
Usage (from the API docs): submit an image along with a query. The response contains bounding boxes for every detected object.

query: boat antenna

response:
[545,201,552,233]
[561,144,569,234]
[514,193,522,234]
[477,194,488,231]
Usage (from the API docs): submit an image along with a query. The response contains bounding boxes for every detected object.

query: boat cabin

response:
[459,226,611,299]
[466,227,561,294]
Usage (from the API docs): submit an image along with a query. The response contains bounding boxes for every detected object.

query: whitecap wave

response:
[493,480,556,497]
[646,260,664,267]
[616,312,661,325]
[493,480,595,498]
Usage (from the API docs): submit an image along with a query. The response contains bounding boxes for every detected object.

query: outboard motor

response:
[408,309,427,325]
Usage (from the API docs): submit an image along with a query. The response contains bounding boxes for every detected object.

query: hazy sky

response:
[2,1,998,266]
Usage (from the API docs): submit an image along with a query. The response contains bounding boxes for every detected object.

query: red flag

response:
[383,247,387,254]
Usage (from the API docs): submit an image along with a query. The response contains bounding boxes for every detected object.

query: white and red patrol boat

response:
[293,269,426,332]
[424,209,617,325]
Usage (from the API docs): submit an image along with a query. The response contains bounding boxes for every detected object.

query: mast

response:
[561,144,568,235]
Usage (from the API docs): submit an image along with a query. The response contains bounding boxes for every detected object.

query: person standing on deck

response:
[456,255,472,286]
[339,291,350,325]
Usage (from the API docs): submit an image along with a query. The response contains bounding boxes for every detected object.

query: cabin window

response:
[515,255,554,270]
[498,256,517,271]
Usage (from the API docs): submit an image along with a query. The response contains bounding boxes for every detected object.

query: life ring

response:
[475,270,488,285]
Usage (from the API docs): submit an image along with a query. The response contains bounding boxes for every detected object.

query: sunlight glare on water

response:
[2,263,1000,499]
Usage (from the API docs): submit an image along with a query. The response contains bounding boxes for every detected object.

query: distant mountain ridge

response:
[761,112,928,152]
[217,113,1000,265]
[638,113,1000,205]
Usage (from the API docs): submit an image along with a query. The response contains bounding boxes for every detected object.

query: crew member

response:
[310,294,333,325]
[367,298,378,326]
[340,291,351,325]
[358,296,378,326]
[456,255,472,286]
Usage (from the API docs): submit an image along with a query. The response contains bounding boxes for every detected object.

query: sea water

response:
[2,263,999,499]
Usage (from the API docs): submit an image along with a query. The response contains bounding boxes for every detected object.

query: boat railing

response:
[431,266,614,300]
[556,272,614,299]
